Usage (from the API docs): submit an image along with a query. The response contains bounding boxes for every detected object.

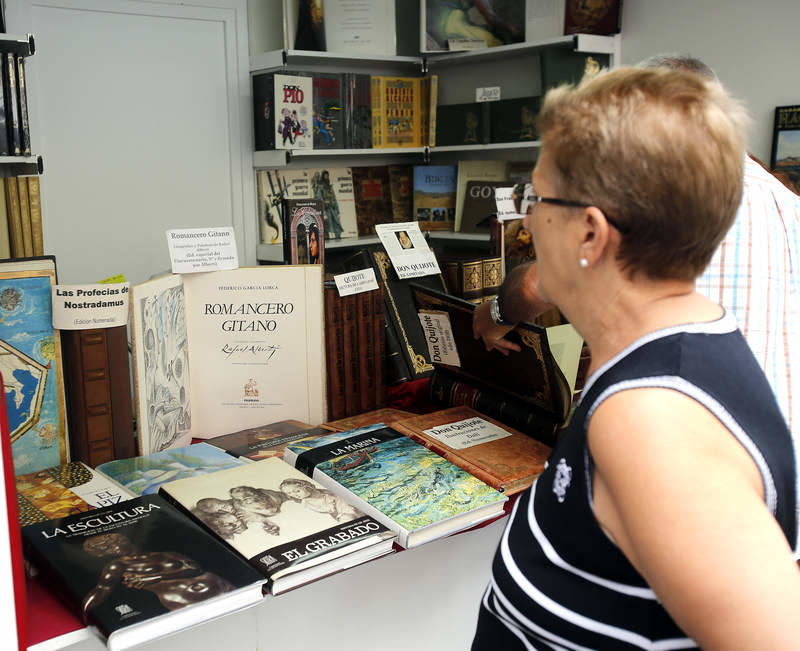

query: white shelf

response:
[425,34,618,67]
[327,235,381,248]
[253,148,427,170]
[0,154,42,177]
[431,141,541,154]
[292,147,426,158]
[250,49,422,74]
[253,150,288,168]
[0,33,35,57]
[428,231,490,242]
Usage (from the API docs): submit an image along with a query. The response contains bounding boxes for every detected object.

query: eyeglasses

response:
[513,185,630,234]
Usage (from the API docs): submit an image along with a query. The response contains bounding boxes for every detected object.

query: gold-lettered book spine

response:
[17,176,33,257]
[28,176,44,256]
[4,178,23,257]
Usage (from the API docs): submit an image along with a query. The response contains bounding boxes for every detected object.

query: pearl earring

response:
[579,258,589,268]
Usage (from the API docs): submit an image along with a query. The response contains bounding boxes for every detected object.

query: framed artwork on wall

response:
[770,105,800,193]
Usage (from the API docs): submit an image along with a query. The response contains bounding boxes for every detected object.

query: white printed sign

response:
[423,416,512,450]
[52,283,130,330]
[167,227,239,274]
[418,310,461,367]
[447,38,486,51]
[495,186,522,222]
[375,222,441,280]
[476,86,501,102]
[334,268,379,297]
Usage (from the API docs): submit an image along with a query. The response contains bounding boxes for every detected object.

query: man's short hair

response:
[636,53,717,80]
[536,66,749,281]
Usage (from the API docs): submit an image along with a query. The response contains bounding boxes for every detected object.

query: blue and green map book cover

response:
[0,258,68,475]
[284,424,506,547]
[96,443,245,496]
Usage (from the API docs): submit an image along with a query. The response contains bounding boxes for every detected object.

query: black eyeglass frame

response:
[518,193,631,234]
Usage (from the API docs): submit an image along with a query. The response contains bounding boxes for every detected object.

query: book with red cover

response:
[322,407,414,432]
[357,290,376,413]
[341,293,360,417]
[325,283,347,420]
[392,406,551,495]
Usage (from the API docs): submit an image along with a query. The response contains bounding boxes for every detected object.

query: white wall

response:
[620,0,800,164]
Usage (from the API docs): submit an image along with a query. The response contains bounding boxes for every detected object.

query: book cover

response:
[540,50,610,95]
[311,167,358,240]
[422,0,525,53]
[159,457,395,595]
[412,164,457,231]
[341,292,359,417]
[351,166,393,235]
[96,443,245,497]
[770,105,800,192]
[275,73,313,150]
[252,73,275,151]
[344,73,372,149]
[0,256,69,474]
[454,160,509,232]
[372,284,387,408]
[16,461,135,527]
[312,74,345,149]
[205,421,330,463]
[324,0,397,56]
[411,284,572,443]
[370,76,424,148]
[488,96,540,144]
[256,168,311,245]
[4,177,23,256]
[284,425,506,548]
[392,406,551,495]
[283,197,325,264]
[3,53,19,155]
[460,180,508,234]
[293,0,326,51]
[502,216,536,277]
[387,164,413,222]
[22,495,265,649]
[130,266,326,454]
[15,56,30,156]
[322,408,415,432]
[563,0,622,35]
[370,249,447,381]
[435,102,490,147]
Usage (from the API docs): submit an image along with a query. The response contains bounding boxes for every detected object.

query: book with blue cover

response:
[283,424,506,548]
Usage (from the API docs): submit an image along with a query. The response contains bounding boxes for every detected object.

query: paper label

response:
[375,222,441,279]
[52,283,129,329]
[494,186,520,221]
[167,227,239,274]
[476,86,501,102]
[334,268,379,296]
[423,416,512,450]
[418,310,460,367]
[447,38,487,51]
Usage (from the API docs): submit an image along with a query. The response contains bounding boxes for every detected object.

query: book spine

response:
[16,56,30,156]
[5,53,19,155]
[460,259,483,304]
[429,368,558,446]
[0,181,8,258]
[442,260,460,297]
[16,176,32,257]
[370,76,383,149]
[481,103,491,144]
[342,293,360,416]
[383,305,410,385]
[357,290,376,412]
[4,177,23,257]
[0,52,7,156]
[372,284,386,408]
[27,176,43,256]
[252,73,275,150]
[357,74,372,149]
[481,256,502,303]
[325,286,347,420]
[427,74,439,147]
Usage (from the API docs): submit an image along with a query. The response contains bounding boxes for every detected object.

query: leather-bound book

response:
[356,289,376,412]
[392,406,552,495]
[341,292,360,417]
[372,283,387,407]
[324,283,346,420]
[61,326,136,466]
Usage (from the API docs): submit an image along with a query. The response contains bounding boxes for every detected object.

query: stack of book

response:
[0,51,30,156]
[1,175,43,258]
[441,255,502,305]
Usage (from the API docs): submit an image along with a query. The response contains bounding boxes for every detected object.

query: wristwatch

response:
[490,294,514,326]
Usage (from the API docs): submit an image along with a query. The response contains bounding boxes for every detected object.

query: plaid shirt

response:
[697,156,799,438]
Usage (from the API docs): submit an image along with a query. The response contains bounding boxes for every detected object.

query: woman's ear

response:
[579,206,615,267]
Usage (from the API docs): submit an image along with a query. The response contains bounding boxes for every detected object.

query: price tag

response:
[334,268,379,296]
[494,186,520,221]
[375,222,441,280]
[476,86,501,102]
[167,227,239,274]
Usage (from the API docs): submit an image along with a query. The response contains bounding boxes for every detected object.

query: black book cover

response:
[16,55,30,155]
[488,96,540,143]
[22,495,264,644]
[345,73,372,149]
[312,73,345,149]
[3,51,19,154]
[435,102,490,146]
[540,50,611,94]
[460,180,507,234]
[294,0,326,51]
[252,73,275,150]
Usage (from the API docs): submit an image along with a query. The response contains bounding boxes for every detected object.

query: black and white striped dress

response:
[472,313,798,650]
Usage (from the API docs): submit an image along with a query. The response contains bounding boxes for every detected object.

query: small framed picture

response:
[770,105,800,192]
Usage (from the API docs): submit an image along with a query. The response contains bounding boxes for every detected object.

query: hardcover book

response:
[130,266,326,454]
[435,102,490,147]
[344,73,372,149]
[2,52,20,155]
[540,49,610,94]
[453,159,510,232]
[460,180,508,234]
[293,0,326,51]
[159,457,395,595]
[283,424,506,548]
[322,408,415,432]
[15,56,30,156]
[392,406,551,495]
[370,76,426,148]
[488,96,540,144]
[770,105,800,192]
[205,421,329,462]
[275,73,313,150]
[0,256,69,474]
[252,73,275,151]
[16,461,135,527]
[351,166,393,235]
[387,164,413,222]
[312,74,345,149]
[411,284,572,444]
[324,0,397,56]
[413,164,457,231]
[563,0,622,35]
[311,167,359,240]
[22,495,265,651]
[256,168,311,245]
[283,197,325,264]
[95,443,245,497]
